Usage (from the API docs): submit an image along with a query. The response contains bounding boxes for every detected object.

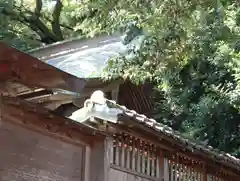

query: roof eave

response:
[69,97,240,174]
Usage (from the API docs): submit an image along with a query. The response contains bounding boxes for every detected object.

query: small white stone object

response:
[90,90,106,104]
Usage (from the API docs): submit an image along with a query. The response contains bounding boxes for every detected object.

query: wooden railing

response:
[110,132,238,181]
[112,133,159,178]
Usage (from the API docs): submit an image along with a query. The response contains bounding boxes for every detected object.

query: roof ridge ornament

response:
[69,90,122,124]
[89,90,106,105]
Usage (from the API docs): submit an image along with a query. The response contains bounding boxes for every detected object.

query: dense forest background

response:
[0,0,239,157]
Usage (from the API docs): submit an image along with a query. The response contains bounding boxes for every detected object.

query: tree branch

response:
[28,0,62,43]
[14,4,73,31]
[2,7,61,44]
[34,0,42,17]
[51,0,63,39]
[1,0,67,44]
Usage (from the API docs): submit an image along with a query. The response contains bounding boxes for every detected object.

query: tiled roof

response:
[105,99,240,170]
[29,34,145,79]
[107,100,240,170]
[69,91,240,171]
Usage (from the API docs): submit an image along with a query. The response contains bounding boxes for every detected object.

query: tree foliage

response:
[98,0,240,157]
[0,0,101,50]
[0,0,239,157]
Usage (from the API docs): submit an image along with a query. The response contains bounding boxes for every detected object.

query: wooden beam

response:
[1,96,105,146]
[0,43,86,92]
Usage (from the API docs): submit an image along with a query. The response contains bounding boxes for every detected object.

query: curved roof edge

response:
[28,33,122,60]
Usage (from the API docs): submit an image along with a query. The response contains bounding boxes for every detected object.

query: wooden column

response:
[90,136,113,181]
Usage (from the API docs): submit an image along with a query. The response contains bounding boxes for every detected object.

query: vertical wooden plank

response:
[141,141,146,174]
[109,139,114,165]
[183,164,186,181]
[197,168,201,181]
[127,173,135,181]
[126,136,130,169]
[151,156,155,177]
[178,163,182,181]
[202,170,205,181]
[187,165,191,181]
[91,138,106,181]
[170,160,174,181]
[200,164,204,181]
[109,168,122,181]
[113,169,127,181]
[147,144,151,175]
[218,174,221,181]
[151,146,155,177]
[108,168,115,181]
[122,171,128,181]
[184,164,188,181]
[203,164,207,181]
[196,165,199,181]
[175,155,179,181]
[121,135,125,168]
[115,136,119,166]
[113,138,116,165]
[132,138,136,171]
[201,167,204,181]
[192,164,195,181]
[164,157,170,181]
[137,139,141,173]
[207,174,210,181]
[183,163,187,181]
[190,160,194,181]
[199,170,201,181]
[183,163,186,181]
[105,137,114,181]
[157,148,164,179]
[188,164,191,181]
[156,155,160,178]
[192,162,195,181]
[83,145,91,181]
[173,163,176,181]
